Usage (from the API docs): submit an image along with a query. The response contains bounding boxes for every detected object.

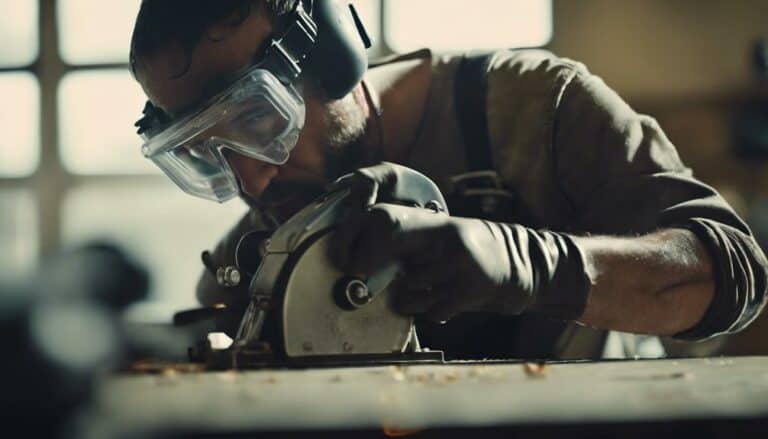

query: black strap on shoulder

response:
[454,53,494,171]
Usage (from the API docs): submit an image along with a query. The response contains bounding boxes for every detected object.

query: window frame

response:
[0,1,168,260]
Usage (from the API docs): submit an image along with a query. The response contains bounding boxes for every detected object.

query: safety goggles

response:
[140,69,306,202]
[136,1,318,202]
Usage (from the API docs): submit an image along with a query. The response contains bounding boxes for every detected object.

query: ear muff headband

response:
[304,0,371,99]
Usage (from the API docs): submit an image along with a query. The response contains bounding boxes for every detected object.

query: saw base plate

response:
[203,349,445,370]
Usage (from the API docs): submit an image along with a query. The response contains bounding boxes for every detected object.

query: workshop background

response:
[1,0,766,353]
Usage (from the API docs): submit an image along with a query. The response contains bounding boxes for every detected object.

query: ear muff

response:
[303,0,370,99]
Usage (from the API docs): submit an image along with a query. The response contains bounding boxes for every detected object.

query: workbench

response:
[90,356,768,437]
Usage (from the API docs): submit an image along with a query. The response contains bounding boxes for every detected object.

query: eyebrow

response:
[167,71,242,118]
[167,40,272,119]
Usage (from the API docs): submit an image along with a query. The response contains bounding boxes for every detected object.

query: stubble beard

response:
[323,91,368,153]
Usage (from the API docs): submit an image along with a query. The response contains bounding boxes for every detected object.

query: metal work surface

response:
[97,357,768,434]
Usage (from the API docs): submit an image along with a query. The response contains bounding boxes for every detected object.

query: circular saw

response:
[203,169,447,368]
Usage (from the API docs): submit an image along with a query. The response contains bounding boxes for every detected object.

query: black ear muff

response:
[304,0,370,99]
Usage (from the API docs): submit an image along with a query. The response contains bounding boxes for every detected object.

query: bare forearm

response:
[572,229,715,336]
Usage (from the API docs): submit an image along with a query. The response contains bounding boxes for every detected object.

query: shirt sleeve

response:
[552,66,768,340]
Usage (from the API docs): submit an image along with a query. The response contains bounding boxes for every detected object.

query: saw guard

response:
[279,229,412,357]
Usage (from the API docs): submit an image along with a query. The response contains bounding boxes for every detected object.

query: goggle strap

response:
[263,4,318,84]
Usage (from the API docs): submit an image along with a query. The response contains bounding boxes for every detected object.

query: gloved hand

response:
[330,163,592,322]
[328,161,447,209]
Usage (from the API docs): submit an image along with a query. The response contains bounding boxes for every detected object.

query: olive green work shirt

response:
[197,49,768,359]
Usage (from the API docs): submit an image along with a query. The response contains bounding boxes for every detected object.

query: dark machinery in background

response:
[0,243,149,437]
[737,38,768,253]
[733,38,768,158]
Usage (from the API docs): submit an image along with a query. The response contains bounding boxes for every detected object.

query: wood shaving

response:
[129,361,205,375]
[382,425,424,437]
[523,362,548,378]
[390,365,406,382]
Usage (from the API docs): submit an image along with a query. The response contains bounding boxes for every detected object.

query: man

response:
[130,0,767,359]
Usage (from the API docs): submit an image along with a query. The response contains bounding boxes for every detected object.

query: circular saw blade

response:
[281,231,412,357]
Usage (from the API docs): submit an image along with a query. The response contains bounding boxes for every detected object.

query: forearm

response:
[571,228,715,336]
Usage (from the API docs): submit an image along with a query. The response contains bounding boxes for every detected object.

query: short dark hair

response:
[129,0,299,77]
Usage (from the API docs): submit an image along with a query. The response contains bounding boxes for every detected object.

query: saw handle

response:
[329,162,450,214]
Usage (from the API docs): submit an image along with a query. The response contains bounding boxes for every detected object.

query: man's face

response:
[133,6,368,205]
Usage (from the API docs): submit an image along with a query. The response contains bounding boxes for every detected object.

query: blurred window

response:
[58,0,375,64]
[0,0,39,67]
[62,182,248,320]
[58,70,155,174]
[57,0,140,65]
[0,72,40,177]
[0,191,37,281]
[384,0,552,53]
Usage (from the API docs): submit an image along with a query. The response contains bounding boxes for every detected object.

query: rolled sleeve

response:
[553,68,768,340]
[674,218,768,339]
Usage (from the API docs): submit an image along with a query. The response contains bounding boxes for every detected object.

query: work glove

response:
[330,163,592,322]
[328,160,447,209]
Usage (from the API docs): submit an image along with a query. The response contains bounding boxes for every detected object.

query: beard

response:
[321,89,379,181]
[323,91,368,152]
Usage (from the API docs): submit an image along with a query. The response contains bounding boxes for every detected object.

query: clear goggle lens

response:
[141,69,305,203]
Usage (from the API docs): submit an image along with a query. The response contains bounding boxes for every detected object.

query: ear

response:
[206,3,255,42]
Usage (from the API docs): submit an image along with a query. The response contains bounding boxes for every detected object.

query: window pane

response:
[62,181,249,321]
[58,0,140,65]
[0,0,38,67]
[0,190,37,282]
[0,72,40,176]
[59,69,156,174]
[385,0,552,53]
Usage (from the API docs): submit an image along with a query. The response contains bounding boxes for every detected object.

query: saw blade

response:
[281,231,412,357]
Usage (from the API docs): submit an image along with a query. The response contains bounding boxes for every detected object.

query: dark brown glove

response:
[331,201,592,322]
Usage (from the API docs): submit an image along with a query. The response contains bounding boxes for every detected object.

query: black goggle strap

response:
[135,100,171,137]
[135,1,318,137]
[260,1,318,85]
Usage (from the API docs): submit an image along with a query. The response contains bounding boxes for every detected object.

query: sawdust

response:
[523,362,548,379]
[466,365,504,379]
[408,371,435,384]
[388,366,462,386]
[466,365,484,378]
[217,371,238,383]
[154,369,179,387]
[129,361,206,375]
[390,365,406,382]
[382,424,424,437]
[440,372,460,384]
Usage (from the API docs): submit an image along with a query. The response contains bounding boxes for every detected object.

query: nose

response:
[223,150,278,199]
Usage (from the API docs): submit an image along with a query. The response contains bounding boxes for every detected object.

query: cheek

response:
[281,100,328,178]
[226,154,278,194]
[279,144,325,181]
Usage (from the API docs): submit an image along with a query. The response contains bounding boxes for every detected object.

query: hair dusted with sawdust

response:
[129,0,299,77]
